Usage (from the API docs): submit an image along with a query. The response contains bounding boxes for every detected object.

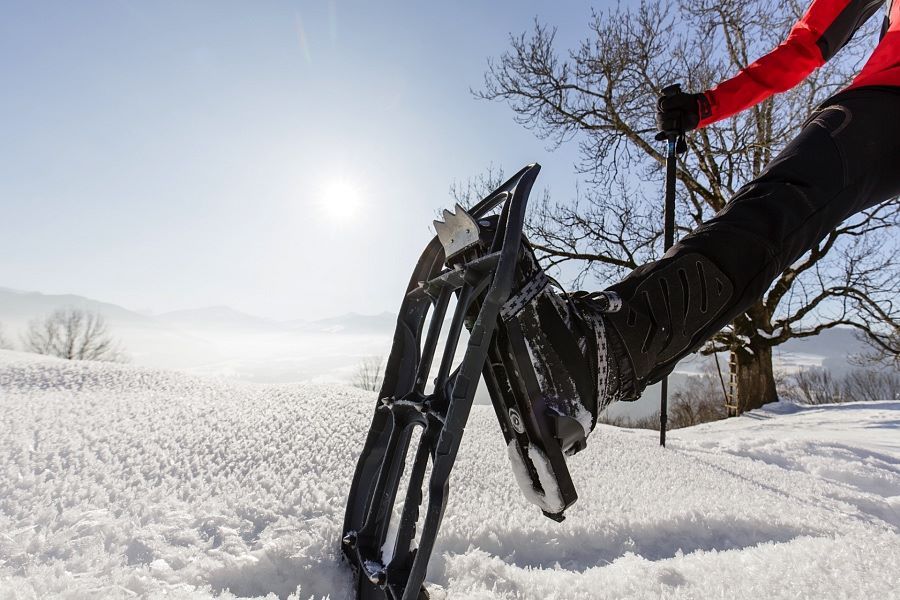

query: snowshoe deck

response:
[342,164,578,600]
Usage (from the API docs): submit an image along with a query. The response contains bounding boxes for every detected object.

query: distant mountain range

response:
[0,286,876,391]
[0,286,155,324]
[0,287,397,334]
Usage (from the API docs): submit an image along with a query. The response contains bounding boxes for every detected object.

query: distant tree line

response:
[601,360,900,431]
[780,367,900,405]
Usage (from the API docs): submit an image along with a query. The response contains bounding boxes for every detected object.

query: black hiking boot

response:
[496,241,638,455]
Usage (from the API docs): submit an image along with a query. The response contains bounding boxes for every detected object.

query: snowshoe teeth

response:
[433,202,483,261]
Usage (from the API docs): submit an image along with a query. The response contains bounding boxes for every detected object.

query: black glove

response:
[655,90,710,140]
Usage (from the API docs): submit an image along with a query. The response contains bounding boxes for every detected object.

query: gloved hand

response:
[655,90,709,140]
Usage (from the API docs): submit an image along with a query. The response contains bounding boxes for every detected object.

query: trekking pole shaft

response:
[660,136,678,447]
[657,82,683,447]
[664,139,677,249]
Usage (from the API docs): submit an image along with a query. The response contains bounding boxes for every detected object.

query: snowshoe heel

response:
[551,414,588,456]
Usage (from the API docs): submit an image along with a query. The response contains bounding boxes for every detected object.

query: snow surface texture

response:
[1,349,898,599]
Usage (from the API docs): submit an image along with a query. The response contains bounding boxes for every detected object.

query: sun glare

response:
[318,180,362,221]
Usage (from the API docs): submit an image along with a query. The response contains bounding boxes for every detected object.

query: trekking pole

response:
[659,83,685,448]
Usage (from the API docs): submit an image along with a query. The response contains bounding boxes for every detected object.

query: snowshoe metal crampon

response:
[342,164,579,600]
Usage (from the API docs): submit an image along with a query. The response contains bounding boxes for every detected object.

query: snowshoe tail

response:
[341,164,578,600]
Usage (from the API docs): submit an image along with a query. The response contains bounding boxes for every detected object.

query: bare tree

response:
[449,164,506,208]
[354,355,384,392]
[477,0,900,412]
[23,308,126,362]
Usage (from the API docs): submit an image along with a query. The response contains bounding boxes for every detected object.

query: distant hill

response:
[0,287,153,325]
[775,327,869,374]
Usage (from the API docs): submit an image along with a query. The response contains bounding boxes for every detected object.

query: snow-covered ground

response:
[1,350,898,599]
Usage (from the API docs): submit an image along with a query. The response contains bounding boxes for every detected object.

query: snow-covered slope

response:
[1,350,898,599]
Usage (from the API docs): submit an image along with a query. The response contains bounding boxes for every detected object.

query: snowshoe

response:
[342,164,587,600]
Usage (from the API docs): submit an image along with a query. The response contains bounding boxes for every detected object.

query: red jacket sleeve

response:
[698,0,866,127]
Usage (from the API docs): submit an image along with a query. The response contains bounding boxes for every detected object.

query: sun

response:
[318,180,362,221]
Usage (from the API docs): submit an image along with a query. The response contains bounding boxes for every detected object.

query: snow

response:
[756,327,783,340]
[1,349,899,599]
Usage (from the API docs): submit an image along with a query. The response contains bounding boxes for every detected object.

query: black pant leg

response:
[604,87,900,393]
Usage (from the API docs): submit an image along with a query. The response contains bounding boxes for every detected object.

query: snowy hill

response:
[1,350,898,599]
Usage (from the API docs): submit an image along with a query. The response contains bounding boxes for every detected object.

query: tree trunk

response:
[735,343,777,413]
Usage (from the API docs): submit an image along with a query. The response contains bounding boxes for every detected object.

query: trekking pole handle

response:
[661,83,682,97]
[661,83,682,95]
[660,83,687,154]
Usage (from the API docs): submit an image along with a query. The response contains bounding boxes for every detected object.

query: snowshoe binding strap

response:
[500,270,550,321]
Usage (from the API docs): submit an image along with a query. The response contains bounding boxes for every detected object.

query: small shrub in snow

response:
[842,368,900,401]
[0,322,12,350]
[353,355,384,392]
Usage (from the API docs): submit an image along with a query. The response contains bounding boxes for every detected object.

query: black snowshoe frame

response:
[342,164,579,600]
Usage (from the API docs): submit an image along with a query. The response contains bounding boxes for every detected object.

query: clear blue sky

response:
[0,0,614,320]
